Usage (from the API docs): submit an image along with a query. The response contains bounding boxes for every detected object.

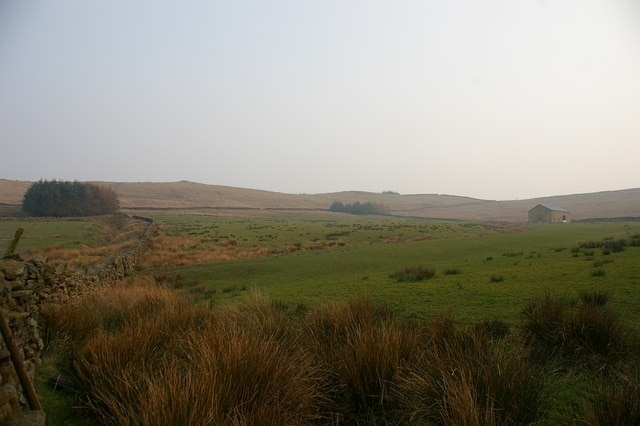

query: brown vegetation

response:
[137,233,346,269]
[136,235,271,268]
[23,215,149,271]
[42,280,639,425]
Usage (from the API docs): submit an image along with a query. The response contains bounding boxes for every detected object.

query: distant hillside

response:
[0,179,638,222]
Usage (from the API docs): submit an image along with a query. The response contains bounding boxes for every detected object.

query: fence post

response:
[0,308,42,411]
[3,227,24,257]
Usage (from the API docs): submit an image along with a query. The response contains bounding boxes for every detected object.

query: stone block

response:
[0,260,25,281]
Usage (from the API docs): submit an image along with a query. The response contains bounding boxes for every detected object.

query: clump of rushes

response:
[396,327,545,425]
[41,280,634,425]
[579,290,610,307]
[390,266,436,282]
[300,296,420,423]
[580,377,640,425]
[48,285,330,425]
[473,318,510,341]
[519,292,631,371]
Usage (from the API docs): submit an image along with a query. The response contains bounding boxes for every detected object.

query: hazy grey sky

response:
[1,1,639,200]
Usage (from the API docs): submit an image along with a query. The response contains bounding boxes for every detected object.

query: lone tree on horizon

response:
[22,180,120,217]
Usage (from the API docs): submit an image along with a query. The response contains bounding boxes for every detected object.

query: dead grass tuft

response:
[137,235,274,268]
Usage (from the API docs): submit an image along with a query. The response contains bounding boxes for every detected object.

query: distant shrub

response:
[591,269,606,277]
[579,240,601,249]
[604,239,626,253]
[502,251,523,257]
[444,268,461,275]
[390,266,436,282]
[22,179,119,217]
[325,231,351,239]
[329,201,388,215]
[592,259,612,268]
[490,275,504,283]
[579,238,626,253]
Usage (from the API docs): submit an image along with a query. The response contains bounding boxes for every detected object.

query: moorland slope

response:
[0,179,638,222]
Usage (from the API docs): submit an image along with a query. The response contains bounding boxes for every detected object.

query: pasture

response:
[0,218,100,251]
[0,215,149,270]
[142,214,640,331]
[3,212,638,328]
[5,213,640,424]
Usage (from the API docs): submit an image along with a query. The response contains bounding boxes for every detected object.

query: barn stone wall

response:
[0,216,156,424]
[528,205,570,224]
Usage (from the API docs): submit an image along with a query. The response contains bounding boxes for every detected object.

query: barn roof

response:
[536,204,569,212]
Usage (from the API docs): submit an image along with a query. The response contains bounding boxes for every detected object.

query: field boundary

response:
[0,215,156,423]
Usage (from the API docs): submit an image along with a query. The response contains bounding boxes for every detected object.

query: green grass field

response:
[0,218,100,251]
[11,213,638,424]
[145,214,640,331]
[5,214,638,331]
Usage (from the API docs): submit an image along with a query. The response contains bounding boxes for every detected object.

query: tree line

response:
[22,180,120,217]
[329,201,388,215]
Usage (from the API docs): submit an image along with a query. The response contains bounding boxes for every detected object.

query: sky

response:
[1,0,639,200]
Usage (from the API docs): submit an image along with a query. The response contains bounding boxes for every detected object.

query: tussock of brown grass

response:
[168,314,329,425]
[301,296,420,422]
[520,292,631,371]
[26,241,133,271]
[137,235,273,268]
[45,286,553,425]
[580,376,640,425]
[46,283,331,425]
[41,276,198,345]
[397,328,545,425]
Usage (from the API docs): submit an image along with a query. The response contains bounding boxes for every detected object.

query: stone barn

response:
[528,204,570,224]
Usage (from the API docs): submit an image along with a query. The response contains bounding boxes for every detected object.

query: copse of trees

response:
[329,201,388,215]
[22,180,120,217]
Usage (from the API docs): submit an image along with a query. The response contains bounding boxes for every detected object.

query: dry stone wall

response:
[0,216,156,423]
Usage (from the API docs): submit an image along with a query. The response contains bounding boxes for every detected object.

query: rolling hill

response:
[0,179,638,222]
